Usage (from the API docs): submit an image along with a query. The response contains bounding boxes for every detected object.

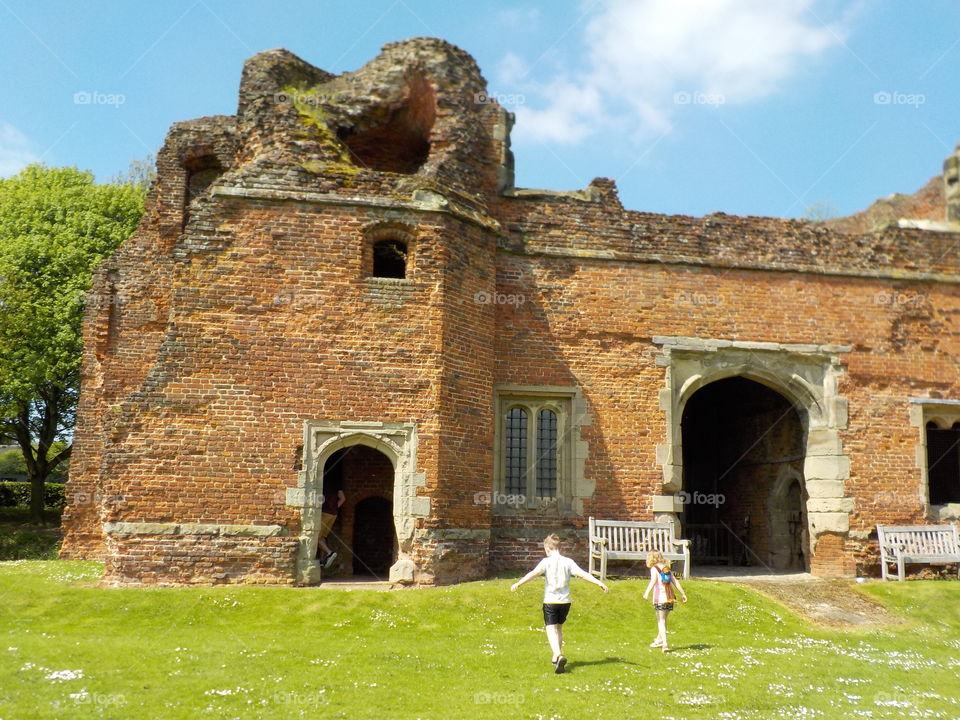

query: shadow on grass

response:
[0,508,62,560]
[566,655,645,672]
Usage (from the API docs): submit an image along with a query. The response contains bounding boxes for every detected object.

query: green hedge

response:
[0,481,67,509]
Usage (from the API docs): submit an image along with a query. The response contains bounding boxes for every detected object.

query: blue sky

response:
[1,0,958,219]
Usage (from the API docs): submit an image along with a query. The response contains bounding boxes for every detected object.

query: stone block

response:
[177,523,220,535]
[104,522,179,536]
[286,488,322,508]
[805,480,845,498]
[806,497,855,514]
[830,397,849,429]
[389,554,416,584]
[652,494,683,513]
[805,429,841,456]
[804,455,849,481]
[661,464,682,492]
[659,388,673,411]
[808,512,849,535]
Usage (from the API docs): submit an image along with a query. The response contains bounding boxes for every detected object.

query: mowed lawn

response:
[1,563,959,720]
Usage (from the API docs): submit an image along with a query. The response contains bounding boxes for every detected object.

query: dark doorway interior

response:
[681,377,807,570]
[319,445,396,579]
[352,496,395,576]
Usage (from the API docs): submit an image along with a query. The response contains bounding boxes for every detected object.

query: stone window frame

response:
[363,223,416,282]
[909,398,960,521]
[493,385,592,514]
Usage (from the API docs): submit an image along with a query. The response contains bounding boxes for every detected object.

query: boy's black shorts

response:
[542,602,571,626]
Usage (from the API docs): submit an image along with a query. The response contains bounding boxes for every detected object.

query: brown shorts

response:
[319,512,337,539]
[654,602,674,612]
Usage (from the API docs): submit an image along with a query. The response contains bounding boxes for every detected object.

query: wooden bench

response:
[877,524,960,581]
[588,517,691,582]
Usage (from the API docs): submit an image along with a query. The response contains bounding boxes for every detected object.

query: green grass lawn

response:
[1,563,959,719]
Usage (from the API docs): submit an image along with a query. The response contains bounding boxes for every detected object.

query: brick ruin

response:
[60,38,960,584]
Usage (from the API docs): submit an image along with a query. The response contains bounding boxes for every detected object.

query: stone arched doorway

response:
[653,338,853,577]
[291,421,427,585]
[680,377,808,570]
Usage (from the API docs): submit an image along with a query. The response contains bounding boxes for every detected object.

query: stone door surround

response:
[292,420,427,584]
[653,337,852,553]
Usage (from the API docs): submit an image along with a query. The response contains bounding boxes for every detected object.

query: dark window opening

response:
[536,409,558,498]
[372,240,408,279]
[184,155,223,209]
[505,408,528,496]
[926,421,960,505]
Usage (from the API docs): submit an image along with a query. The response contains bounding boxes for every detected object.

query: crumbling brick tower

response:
[61,39,512,584]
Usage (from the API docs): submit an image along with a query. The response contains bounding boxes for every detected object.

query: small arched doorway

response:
[681,376,808,570]
[318,444,397,579]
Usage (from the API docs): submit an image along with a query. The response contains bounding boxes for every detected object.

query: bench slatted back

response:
[592,520,674,554]
[878,525,960,556]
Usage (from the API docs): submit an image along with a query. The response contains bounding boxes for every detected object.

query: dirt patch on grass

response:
[740,577,905,628]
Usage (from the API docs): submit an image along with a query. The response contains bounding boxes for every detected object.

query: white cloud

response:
[0,123,38,177]
[510,0,850,143]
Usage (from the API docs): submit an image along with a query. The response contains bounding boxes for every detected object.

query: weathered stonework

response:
[61,38,960,584]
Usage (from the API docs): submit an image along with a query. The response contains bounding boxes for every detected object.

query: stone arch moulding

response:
[290,420,427,585]
[652,337,852,562]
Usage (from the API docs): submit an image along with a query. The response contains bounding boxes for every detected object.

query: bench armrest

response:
[671,538,691,549]
[878,541,904,558]
[589,536,608,548]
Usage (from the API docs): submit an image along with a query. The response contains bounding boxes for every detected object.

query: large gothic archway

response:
[680,377,808,570]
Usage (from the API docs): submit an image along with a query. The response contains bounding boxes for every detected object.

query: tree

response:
[0,165,145,522]
[110,153,157,192]
[802,201,838,221]
[0,447,27,477]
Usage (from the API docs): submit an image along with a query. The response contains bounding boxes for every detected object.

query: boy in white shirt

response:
[510,533,609,673]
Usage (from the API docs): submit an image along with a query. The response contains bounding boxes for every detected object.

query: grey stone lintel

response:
[104,522,287,537]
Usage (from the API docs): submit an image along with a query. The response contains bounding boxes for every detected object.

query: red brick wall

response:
[488,195,960,576]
